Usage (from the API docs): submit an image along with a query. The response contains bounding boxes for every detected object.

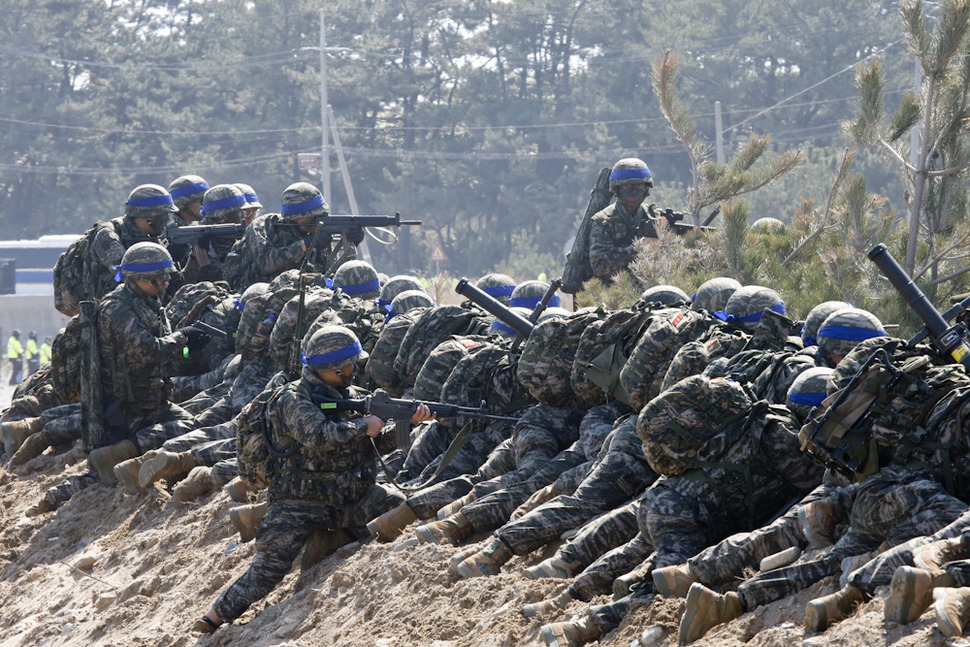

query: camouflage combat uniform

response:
[587,202,658,281]
[403,404,586,530]
[491,413,656,559]
[86,217,159,303]
[213,369,402,623]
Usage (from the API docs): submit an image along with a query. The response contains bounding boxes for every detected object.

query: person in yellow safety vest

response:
[7,329,23,385]
[40,336,52,365]
[25,331,40,376]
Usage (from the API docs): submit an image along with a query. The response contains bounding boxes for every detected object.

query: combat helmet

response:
[234,183,263,209]
[475,273,517,304]
[125,184,178,220]
[723,285,786,331]
[302,324,367,371]
[378,275,425,311]
[388,289,434,319]
[200,184,247,224]
[280,182,328,221]
[609,158,654,191]
[234,282,270,311]
[786,366,834,422]
[511,280,559,310]
[488,306,532,338]
[750,217,786,231]
[817,308,885,361]
[802,301,850,347]
[332,260,381,299]
[640,284,690,307]
[168,175,210,210]
[691,277,742,313]
[539,307,571,321]
[114,241,174,282]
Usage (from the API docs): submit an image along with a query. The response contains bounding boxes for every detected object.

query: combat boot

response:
[539,616,601,647]
[523,555,584,580]
[1,416,43,455]
[798,496,843,548]
[113,454,148,495]
[448,545,482,576]
[25,499,52,518]
[367,502,418,542]
[172,466,213,505]
[415,512,473,546]
[804,584,864,632]
[229,501,268,542]
[522,590,574,618]
[8,433,50,467]
[915,535,966,571]
[437,491,476,519]
[613,560,655,599]
[679,584,743,643]
[88,440,138,486]
[224,477,255,503]
[456,538,513,578]
[935,586,970,637]
[138,449,194,489]
[653,563,698,598]
[300,528,352,571]
[885,565,954,624]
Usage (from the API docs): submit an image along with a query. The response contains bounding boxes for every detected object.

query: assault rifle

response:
[868,243,970,371]
[315,390,521,425]
[271,212,421,245]
[164,223,246,248]
[656,207,719,235]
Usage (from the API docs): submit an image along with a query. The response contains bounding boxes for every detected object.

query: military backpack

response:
[235,375,289,489]
[53,222,109,316]
[393,304,491,388]
[562,167,612,293]
[517,307,604,406]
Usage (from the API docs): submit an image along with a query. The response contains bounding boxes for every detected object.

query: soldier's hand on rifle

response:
[178,325,211,351]
[410,403,436,424]
[362,414,385,438]
[346,226,365,246]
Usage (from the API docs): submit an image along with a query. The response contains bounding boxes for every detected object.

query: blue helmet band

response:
[302,340,363,367]
[170,181,210,200]
[281,194,325,216]
[127,194,174,208]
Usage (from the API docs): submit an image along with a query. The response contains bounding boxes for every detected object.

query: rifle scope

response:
[868,243,970,369]
[455,278,535,337]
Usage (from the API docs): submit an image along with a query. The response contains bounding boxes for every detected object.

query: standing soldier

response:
[24,331,40,375]
[6,329,23,385]
[588,158,658,282]
[193,325,433,633]
[39,336,52,366]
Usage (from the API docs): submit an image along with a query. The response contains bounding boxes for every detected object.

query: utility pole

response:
[319,8,332,205]
[714,101,725,165]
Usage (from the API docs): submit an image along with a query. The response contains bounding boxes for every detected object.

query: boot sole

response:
[934,596,964,637]
[886,567,931,624]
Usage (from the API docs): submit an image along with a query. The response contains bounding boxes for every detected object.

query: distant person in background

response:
[7,329,23,385]
[39,336,52,366]
[25,331,40,376]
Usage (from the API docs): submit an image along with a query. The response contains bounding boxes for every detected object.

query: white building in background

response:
[0,234,79,295]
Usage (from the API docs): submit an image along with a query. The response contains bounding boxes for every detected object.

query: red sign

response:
[430,243,448,262]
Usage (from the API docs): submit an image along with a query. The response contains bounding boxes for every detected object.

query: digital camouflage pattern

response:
[386,289,433,319]
[658,326,750,393]
[801,300,849,346]
[475,273,516,304]
[640,284,689,307]
[411,335,491,402]
[266,288,338,369]
[636,375,755,476]
[378,275,425,310]
[168,174,208,210]
[393,305,490,388]
[618,308,711,410]
[690,277,741,313]
[439,339,532,432]
[816,307,885,359]
[332,260,380,300]
[365,308,425,396]
[124,184,178,220]
[570,303,672,407]
[588,202,658,281]
[200,184,245,224]
[516,307,604,407]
